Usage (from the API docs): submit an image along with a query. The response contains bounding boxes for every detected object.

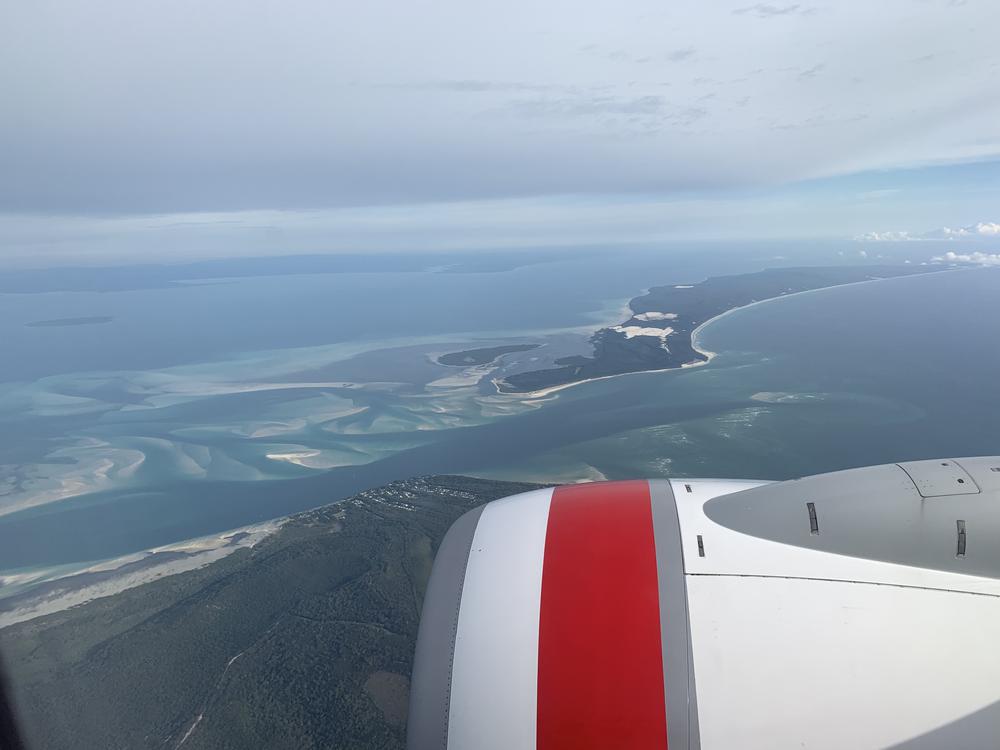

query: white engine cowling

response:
[407,457,1000,749]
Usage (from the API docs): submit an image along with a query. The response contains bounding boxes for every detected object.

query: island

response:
[0,475,541,750]
[496,264,938,395]
[437,343,540,367]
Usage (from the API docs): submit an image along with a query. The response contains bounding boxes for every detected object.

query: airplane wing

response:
[407,457,1000,749]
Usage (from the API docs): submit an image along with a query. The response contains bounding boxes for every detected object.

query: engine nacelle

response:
[407,458,1000,749]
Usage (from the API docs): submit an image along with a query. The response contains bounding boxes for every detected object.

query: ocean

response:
[0,242,996,582]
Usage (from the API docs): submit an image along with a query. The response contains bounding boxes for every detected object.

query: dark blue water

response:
[0,240,901,383]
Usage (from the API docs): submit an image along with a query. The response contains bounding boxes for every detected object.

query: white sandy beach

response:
[0,519,285,628]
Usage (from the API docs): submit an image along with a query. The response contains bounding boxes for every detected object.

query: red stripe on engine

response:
[537,481,668,749]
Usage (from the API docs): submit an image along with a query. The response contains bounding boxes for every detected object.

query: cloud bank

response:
[1,0,999,216]
[933,251,1000,267]
[857,222,1000,242]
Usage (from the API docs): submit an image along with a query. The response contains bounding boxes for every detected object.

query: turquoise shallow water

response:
[0,245,994,576]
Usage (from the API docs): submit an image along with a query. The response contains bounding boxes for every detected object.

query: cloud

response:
[933,251,1000,266]
[505,94,670,118]
[924,222,1000,239]
[856,189,900,199]
[856,222,1000,241]
[733,4,807,18]
[665,48,697,62]
[0,0,999,218]
[798,63,826,79]
[401,80,574,94]
[950,222,999,237]
[0,188,917,267]
[855,231,913,241]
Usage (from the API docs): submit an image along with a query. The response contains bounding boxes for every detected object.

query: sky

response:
[1,0,999,265]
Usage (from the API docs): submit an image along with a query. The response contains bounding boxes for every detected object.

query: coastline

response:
[0,518,285,628]
[690,268,955,354]
[500,269,953,401]
[3,268,962,623]
[491,351,716,400]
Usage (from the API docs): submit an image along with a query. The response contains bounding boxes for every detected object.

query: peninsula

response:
[496,265,938,395]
